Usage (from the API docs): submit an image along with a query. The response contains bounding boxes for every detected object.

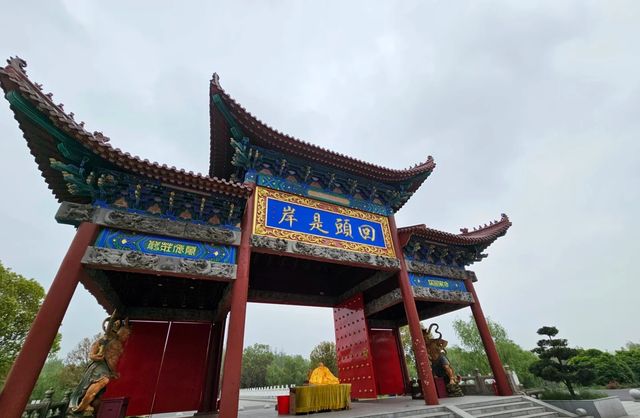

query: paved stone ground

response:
[603,388,637,401]
[237,395,521,418]
[148,393,640,417]
[622,400,640,417]
[603,388,640,417]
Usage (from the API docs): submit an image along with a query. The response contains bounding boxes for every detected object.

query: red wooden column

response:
[198,317,226,414]
[388,216,439,405]
[0,222,100,418]
[465,278,512,396]
[218,193,254,418]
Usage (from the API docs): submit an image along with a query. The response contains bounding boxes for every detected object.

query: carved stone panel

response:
[250,234,400,270]
[55,202,95,223]
[406,260,467,280]
[81,246,236,281]
[411,286,474,304]
[56,202,240,245]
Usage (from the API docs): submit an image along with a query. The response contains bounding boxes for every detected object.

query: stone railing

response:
[459,370,498,395]
[239,385,294,399]
[459,366,523,396]
[22,388,71,418]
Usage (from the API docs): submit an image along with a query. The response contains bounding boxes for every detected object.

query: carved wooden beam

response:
[251,235,400,270]
[365,286,474,317]
[336,270,396,304]
[365,289,402,317]
[367,318,400,329]
[248,289,337,307]
[81,247,237,281]
[124,307,214,322]
[56,202,241,246]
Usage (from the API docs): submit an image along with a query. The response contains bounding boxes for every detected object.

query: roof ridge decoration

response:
[398,214,511,267]
[0,57,252,201]
[208,73,436,185]
[398,213,512,247]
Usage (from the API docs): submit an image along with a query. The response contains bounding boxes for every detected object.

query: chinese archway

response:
[0,57,513,418]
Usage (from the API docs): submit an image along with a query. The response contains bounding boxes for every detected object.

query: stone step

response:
[361,407,453,418]
[458,396,529,410]
[474,406,546,418]
[463,401,534,415]
[398,412,455,418]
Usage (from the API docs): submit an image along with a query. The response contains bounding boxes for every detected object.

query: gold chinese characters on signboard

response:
[253,187,396,258]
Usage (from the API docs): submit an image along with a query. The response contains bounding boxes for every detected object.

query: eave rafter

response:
[0,57,252,206]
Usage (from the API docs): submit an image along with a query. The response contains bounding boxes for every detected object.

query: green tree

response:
[625,342,640,350]
[266,352,310,386]
[309,342,338,376]
[31,334,101,400]
[529,326,595,398]
[0,261,60,385]
[31,358,78,401]
[449,316,541,388]
[63,334,100,385]
[614,347,640,384]
[570,349,635,386]
[399,326,417,379]
[31,359,66,400]
[241,344,275,388]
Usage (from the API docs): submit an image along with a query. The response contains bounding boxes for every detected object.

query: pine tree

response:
[529,326,594,398]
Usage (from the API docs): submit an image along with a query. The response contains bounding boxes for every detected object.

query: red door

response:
[369,329,406,395]
[103,321,168,415]
[152,322,211,413]
[333,293,378,399]
[103,320,212,416]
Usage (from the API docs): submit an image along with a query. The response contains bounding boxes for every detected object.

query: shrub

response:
[540,388,607,400]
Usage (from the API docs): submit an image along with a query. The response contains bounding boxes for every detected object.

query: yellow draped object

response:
[292,384,351,413]
[309,365,340,385]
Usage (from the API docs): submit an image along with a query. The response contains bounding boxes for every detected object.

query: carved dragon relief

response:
[82,247,236,280]
[56,202,240,245]
[249,234,400,269]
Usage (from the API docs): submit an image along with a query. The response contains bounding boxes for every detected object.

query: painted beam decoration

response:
[253,187,396,258]
[95,228,236,264]
[408,273,467,292]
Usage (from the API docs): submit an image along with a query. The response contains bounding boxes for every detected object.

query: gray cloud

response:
[1,1,638,358]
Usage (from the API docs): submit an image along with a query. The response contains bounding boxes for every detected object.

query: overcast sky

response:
[1,1,638,360]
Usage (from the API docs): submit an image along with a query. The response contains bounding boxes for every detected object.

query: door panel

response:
[103,320,212,415]
[333,293,377,399]
[103,321,168,416]
[152,322,212,413]
[369,329,405,395]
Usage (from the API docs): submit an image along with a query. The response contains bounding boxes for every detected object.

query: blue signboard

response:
[253,187,396,258]
[95,228,236,264]
[408,273,467,292]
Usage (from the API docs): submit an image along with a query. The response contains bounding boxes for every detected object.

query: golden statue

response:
[69,311,131,416]
[423,324,463,397]
[309,362,340,385]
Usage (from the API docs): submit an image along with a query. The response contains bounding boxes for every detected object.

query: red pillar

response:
[198,317,227,414]
[388,216,439,405]
[218,193,254,418]
[0,222,100,418]
[465,278,512,396]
